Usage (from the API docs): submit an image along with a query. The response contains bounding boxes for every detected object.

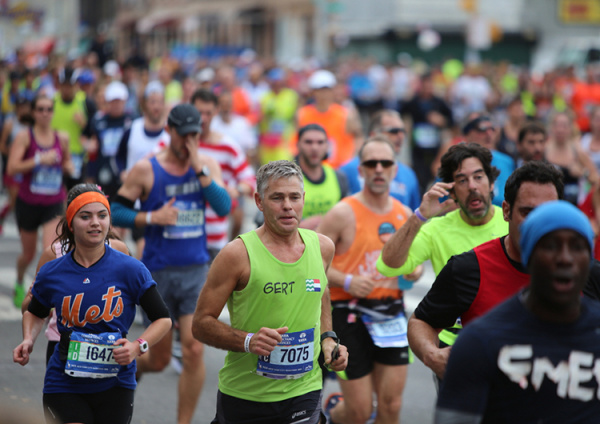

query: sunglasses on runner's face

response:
[384,127,406,135]
[361,159,395,168]
[35,107,53,113]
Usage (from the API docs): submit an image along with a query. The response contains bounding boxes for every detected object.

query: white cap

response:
[196,68,215,83]
[144,80,164,98]
[103,60,121,78]
[105,81,129,102]
[308,69,336,89]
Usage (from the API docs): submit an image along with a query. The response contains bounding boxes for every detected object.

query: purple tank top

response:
[18,128,66,205]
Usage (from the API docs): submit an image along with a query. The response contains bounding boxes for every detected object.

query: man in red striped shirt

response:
[192,89,256,259]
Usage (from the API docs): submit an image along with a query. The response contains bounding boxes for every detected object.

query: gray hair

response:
[256,160,304,198]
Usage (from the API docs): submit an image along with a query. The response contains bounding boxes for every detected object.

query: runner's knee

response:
[182,339,204,363]
[342,396,373,424]
[376,392,402,419]
[147,347,171,371]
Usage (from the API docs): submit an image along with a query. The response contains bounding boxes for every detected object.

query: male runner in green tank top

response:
[296,123,348,230]
[193,160,348,424]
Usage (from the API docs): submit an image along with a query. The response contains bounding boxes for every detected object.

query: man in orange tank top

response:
[317,135,422,424]
[295,70,360,169]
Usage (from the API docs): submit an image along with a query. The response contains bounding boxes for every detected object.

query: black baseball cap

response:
[167,104,202,136]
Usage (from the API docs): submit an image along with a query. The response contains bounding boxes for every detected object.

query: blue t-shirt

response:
[340,157,420,210]
[141,157,210,272]
[32,246,156,394]
[491,150,515,207]
[437,294,600,423]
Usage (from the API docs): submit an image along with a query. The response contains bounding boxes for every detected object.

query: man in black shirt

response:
[89,81,132,199]
[401,73,453,192]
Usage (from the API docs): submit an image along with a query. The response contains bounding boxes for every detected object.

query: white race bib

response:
[30,165,62,195]
[163,200,204,239]
[101,128,125,157]
[70,154,84,179]
[256,329,314,380]
[413,123,439,149]
[361,311,408,348]
[65,332,120,378]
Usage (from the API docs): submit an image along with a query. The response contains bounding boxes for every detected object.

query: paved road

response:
[0,193,438,423]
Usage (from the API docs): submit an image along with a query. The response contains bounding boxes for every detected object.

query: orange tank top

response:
[296,104,354,168]
[331,196,408,302]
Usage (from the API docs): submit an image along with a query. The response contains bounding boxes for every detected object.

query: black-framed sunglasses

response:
[35,107,54,113]
[361,159,395,168]
[476,126,495,132]
[384,127,406,135]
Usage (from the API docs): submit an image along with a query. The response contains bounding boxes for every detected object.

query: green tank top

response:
[51,92,86,154]
[303,164,341,218]
[219,229,327,402]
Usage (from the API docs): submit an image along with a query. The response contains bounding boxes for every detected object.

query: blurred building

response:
[334,0,600,68]
[0,0,79,62]
[108,0,599,67]
[114,0,318,64]
[4,0,596,70]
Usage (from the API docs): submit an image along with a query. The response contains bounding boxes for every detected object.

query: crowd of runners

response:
[4,41,600,423]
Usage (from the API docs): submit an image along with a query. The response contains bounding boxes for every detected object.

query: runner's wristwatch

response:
[195,165,210,178]
[137,338,149,355]
[320,331,339,344]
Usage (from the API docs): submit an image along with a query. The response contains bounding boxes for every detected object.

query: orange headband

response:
[66,192,111,227]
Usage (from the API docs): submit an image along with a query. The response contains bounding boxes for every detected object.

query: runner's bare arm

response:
[112,159,178,228]
[198,153,225,187]
[407,314,451,379]
[317,202,375,297]
[13,311,46,366]
[380,181,456,269]
[58,131,74,176]
[6,129,33,175]
[317,234,348,370]
[317,234,336,336]
[113,316,172,366]
[192,239,285,356]
[116,158,152,203]
[0,118,12,155]
[400,205,424,281]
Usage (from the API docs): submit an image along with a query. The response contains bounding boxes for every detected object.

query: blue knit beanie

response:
[520,200,594,267]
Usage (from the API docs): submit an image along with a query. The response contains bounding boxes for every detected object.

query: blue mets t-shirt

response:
[32,246,155,394]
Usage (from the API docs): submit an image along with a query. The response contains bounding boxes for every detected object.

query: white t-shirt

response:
[210,114,257,152]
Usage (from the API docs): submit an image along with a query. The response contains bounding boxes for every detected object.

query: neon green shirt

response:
[303,165,342,219]
[219,229,327,402]
[51,91,87,154]
[377,206,508,276]
[164,80,183,105]
[259,89,299,163]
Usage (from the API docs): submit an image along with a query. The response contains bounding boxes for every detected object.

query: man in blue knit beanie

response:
[435,200,600,424]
